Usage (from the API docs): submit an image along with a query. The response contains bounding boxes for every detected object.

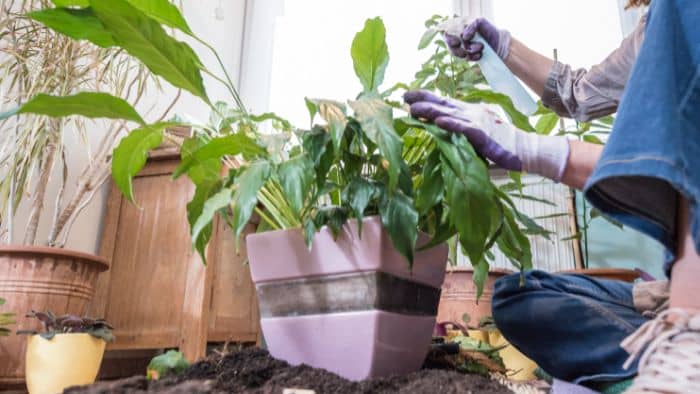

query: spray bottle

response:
[437,17,538,116]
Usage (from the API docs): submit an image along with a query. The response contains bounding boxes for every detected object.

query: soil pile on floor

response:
[66,347,513,394]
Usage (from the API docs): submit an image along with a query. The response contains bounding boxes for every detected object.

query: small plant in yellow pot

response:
[17,312,114,394]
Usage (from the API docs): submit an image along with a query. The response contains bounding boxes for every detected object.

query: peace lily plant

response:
[1,1,553,295]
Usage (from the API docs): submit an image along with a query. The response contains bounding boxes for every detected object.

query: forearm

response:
[560,140,604,190]
[504,38,555,97]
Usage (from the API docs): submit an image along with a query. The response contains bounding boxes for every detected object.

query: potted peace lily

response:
[5,1,539,381]
[17,312,114,394]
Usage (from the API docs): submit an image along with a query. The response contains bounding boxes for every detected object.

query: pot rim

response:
[0,245,109,271]
[247,215,381,240]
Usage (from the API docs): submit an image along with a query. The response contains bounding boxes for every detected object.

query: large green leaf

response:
[90,0,209,102]
[231,161,271,245]
[277,155,313,217]
[29,8,115,47]
[351,17,389,93]
[342,177,377,237]
[178,136,222,185]
[187,180,222,264]
[349,98,403,191]
[191,187,232,261]
[415,149,443,214]
[438,134,494,264]
[173,133,266,179]
[125,0,193,35]
[112,123,170,203]
[462,89,534,132]
[379,190,419,267]
[14,93,144,124]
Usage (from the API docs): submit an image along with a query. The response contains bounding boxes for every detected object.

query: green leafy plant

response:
[146,350,189,380]
[2,4,550,295]
[0,298,15,336]
[17,311,114,342]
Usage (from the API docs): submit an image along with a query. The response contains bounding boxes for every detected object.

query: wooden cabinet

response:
[88,148,260,369]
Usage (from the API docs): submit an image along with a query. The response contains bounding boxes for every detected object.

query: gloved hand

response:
[404,90,570,181]
[443,17,511,61]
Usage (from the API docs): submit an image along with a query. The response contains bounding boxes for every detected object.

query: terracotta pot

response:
[0,246,108,387]
[25,333,106,394]
[436,268,512,327]
[557,268,640,283]
[246,216,448,381]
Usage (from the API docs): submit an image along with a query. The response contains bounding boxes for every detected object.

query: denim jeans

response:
[492,271,649,385]
[584,0,700,275]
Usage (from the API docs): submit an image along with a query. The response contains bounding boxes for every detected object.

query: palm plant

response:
[0,0,159,246]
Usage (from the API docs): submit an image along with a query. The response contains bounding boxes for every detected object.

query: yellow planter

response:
[25,333,106,394]
[467,329,539,381]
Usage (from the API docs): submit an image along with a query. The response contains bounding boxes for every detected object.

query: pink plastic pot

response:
[246,216,448,381]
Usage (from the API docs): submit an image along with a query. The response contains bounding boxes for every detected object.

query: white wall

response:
[11,1,247,253]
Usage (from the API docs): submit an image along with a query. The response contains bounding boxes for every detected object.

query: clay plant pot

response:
[557,268,640,283]
[436,268,513,327]
[25,333,106,394]
[0,246,108,387]
[246,216,448,381]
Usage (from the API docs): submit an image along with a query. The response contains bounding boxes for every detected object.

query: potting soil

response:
[65,347,515,394]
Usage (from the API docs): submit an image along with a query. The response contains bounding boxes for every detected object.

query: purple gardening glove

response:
[443,17,511,61]
[404,90,570,181]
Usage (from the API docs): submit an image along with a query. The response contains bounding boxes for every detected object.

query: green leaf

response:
[316,99,347,152]
[0,298,4,306]
[187,180,222,263]
[125,0,193,35]
[304,98,318,126]
[17,93,144,125]
[173,133,266,179]
[90,0,209,102]
[415,150,443,214]
[535,113,559,135]
[496,205,533,271]
[191,188,232,260]
[418,29,438,50]
[462,89,535,132]
[379,190,419,267]
[147,350,190,380]
[350,98,403,191]
[302,126,334,190]
[112,123,169,203]
[418,220,456,251]
[51,0,89,7]
[472,259,489,300]
[351,17,389,93]
[583,134,604,145]
[178,136,222,185]
[231,161,271,246]
[438,135,494,264]
[29,8,115,47]
[314,207,350,239]
[277,155,313,216]
[342,178,377,237]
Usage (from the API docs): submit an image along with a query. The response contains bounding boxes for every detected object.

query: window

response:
[240,0,452,124]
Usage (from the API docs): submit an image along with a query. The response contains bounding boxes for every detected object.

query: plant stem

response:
[24,125,59,245]
[254,207,280,231]
[196,37,247,113]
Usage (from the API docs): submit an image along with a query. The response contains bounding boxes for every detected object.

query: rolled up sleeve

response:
[542,17,646,122]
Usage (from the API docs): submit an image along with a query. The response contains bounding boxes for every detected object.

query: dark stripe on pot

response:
[256,271,441,318]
